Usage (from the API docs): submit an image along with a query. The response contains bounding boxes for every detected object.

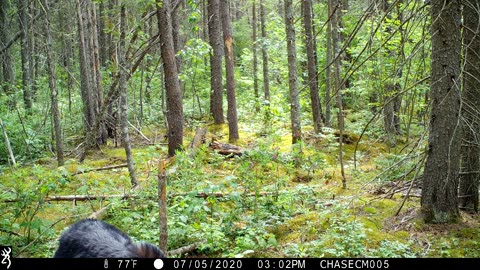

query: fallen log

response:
[3,190,280,203]
[209,140,243,157]
[4,194,132,203]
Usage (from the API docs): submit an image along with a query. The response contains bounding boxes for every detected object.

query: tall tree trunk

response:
[421,0,462,223]
[325,0,333,126]
[202,0,208,41]
[98,1,108,67]
[252,0,259,111]
[157,0,184,157]
[220,0,239,142]
[302,0,323,133]
[331,0,346,188]
[0,0,14,99]
[260,2,270,102]
[459,0,480,213]
[89,1,107,144]
[284,0,302,144]
[77,0,108,162]
[43,0,64,167]
[60,7,74,113]
[382,0,402,140]
[18,0,33,113]
[171,0,182,72]
[119,4,137,186]
[77,0,96,140]
[208,0,225,124]
[30,1,37,100]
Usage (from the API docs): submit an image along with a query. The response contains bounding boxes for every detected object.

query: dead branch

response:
[128,121,151,143]
[0,228,21,237]
[167,242,203,256]
[188,127,208,157]
[184,191,275,199]
[88,205,111,219]
[401,193,421,198]
[72,164,128,175]
[4,194,132,203]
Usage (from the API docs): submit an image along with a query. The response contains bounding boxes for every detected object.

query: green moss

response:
[274,213,325,243]
[456,227,480,239]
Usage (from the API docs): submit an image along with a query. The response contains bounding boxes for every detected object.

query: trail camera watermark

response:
[0,246,11,270]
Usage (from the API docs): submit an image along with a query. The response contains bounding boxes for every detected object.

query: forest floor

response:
[2,121,479,258]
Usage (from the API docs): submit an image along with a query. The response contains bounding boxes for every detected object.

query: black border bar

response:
[5,258,479,270]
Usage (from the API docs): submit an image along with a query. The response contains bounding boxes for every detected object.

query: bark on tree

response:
[0,0,14,99]
[331,0,346,188]
[208,0,225,124]
[284,0,302,144]
[325,0,333,126]
[98,1,108,67]
[171,0,182,72]
[77,0,107,161]
[90,3,104,136]
[119,4,138,187]
[302,0,324,133]
[158,159,168,254]
[77,0,96,154]
[382,0,402,139]
[59,7,75,113]
[18,0,33,113]
[421,0,462,223]
[220,0,239,142]
[252,0,259,111]
[260,2,270,102]
[157,0,184,157]
[43,0,64,167]
[459,0,480,213]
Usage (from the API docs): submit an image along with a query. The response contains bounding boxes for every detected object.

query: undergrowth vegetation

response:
[1,120,479,258]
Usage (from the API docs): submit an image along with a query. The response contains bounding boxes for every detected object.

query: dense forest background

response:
[0,0,479,258]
